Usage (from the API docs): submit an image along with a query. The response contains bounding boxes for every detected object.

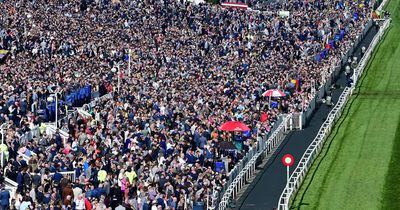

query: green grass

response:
[290,0,400,209]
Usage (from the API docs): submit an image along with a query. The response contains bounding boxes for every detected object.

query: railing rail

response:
[4,177,18,203]
[277,17,391,210]
[49,171,76,182]
[217,114,293,209]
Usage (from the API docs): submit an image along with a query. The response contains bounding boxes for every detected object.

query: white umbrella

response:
[263,89,286,109]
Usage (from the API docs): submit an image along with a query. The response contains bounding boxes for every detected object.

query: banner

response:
[221,2,248,10]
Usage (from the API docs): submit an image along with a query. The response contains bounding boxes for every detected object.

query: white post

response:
[211,185,216,210]
[207,187,209,210]
[128,49,131,77]
[117,64,121,94]
[284,165,290,210]
[286,166,289,187]
[55,92,58,128]
[184,194,187,210]
[299,112,303,130]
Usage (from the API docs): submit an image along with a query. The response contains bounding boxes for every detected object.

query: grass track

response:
[291,0,400,209]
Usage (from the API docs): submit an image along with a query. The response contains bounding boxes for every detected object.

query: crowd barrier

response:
[215,114,293,209]
[0,92,113,167]
[300,18,375,128]
[4,177,18,203]
[18,92,113,144]
[49,171,77,183]
[277,17,391,210]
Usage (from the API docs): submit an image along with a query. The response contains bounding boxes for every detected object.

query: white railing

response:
[49,171,76,182]
[4,177,18,203]
[1,123,8,168]
[18,150,36,163]
[217,114,293,210]
[277,18,391,210]
[16,125,40,145]
[353,18,391,85]
[77,108,92,118]
[11,93,111,149]
[378,0,389,10]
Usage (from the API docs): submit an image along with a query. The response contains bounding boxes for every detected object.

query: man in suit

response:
[0,185,11,210]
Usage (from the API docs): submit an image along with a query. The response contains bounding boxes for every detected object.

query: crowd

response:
[0,0,374,209]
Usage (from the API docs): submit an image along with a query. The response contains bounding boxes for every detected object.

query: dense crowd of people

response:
[0,0,375,209]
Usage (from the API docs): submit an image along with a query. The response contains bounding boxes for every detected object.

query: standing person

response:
[0,185,11,210]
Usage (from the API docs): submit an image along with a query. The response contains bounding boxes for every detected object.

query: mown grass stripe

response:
[382,117,400,209]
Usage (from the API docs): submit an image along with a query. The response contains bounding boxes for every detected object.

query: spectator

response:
[0,0,375,209]
[0,185,11,210]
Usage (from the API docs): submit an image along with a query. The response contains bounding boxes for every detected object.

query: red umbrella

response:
[262,89,286,97]
[219,121,250,132]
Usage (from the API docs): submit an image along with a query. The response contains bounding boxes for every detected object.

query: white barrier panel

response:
[217,114,293,210]
[49,171,76,182]
[4,177,18,203]
[221,2,248,10]
[277,18,391,210]
[77,107,92,118]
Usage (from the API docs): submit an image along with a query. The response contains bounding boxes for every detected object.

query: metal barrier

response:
[1,123,7,168]
[17,126,40,145]
[276,18,391,210]
[45,124,69,145]
[15,92,112,146]
[10,94,112,163]
[4,176,18,203]
[49,171,76,182]
[217,114,293,210]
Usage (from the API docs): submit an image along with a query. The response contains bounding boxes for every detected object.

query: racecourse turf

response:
[291,1,400,210]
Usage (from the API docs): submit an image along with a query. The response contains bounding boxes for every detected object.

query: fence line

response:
[49,171,76,182]
[0,93,113,165]
[277,18,391,210]
[217,114,293,209]
[16,92,112,145]
[4,176,18,203]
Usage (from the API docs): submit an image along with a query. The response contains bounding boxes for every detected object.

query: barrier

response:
[14,92,113,148]
[216,114,293,209]
[1,123,7,168]
[49,171,76,182]
[298,16,376,129]
[45,124,69,145]
[0,93,110,159]
[4,177,18,203]
[276,18,391,210]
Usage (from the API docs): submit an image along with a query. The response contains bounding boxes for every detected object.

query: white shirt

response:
[75,198,85,210]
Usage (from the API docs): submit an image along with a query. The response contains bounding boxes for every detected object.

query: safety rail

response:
[49,171,76,182]
[45,124,69,143]
[1,123,7,168]
[15,93,112,144]
[277,17,391,210]
[5,93,112,164]
[77,108,92,118]
[217,114,293,210]
[4,177,18,203]
[277,87,352,210]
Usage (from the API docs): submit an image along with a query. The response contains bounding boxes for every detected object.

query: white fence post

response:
[299,112,303,130]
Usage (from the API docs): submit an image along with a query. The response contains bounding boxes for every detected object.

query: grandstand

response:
[0,0,387,209]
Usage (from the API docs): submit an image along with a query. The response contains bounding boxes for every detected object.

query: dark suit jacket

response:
[0,190,10,206]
